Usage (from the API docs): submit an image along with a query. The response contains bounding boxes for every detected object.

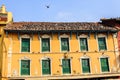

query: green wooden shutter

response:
[61,38,69,51]
[21,60,30,75]
[62,59,71,74]
[21,38,30,52]
[100,58,109,72]
[42,60,51,75]
[80,38,88,51]
[98,37,107,51]
[82,59,90,73]
[42,38,50,52]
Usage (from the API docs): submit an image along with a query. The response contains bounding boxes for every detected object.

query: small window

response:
[100,58,109,72]
[62,59,71,74]
[61,38,69,51]
[80,38,88,51]
[21,38,30,52]
[98,37,107,51]
[81,58,90,73]
[42,59,51,75]
[42,38,50,52]
[21,60,30,75]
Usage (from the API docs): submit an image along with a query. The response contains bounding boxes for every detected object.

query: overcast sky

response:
[0,0,120,22]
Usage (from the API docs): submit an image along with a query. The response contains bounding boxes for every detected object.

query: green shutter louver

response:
[100,58,109,72]
[62,59,71,74]
[21,60,30,75]
[80,38,88,51]
[98,37,107,51]
[61,38,69,51]
[21,38,30,52]
[82,59,90,73]
[42,38,50,52]
[42,60,51,75]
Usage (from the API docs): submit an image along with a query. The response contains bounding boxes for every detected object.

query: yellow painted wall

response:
[3,32,117,77]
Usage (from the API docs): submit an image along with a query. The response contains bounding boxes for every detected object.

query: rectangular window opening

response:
[81,58,90,73]
[100,58,109,72]
[80,38,88,51]
[98,37,107,51]
[42,59,51,75]
[21,38,30,52]
[42,38,50,52]
[62,59,71,74]
[61,38,69,52]
[21,60,30,75]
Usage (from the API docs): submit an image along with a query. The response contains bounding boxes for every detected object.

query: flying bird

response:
[46,5,50,8]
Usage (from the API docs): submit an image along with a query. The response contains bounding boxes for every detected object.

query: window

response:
[21,60,30,75]
[61,38,69,51]
[80,38,88,51]
[100,58,109,72]
[81,58,90,73]
[21,38,30,52]
[98,37,107,51]
[62,59,71,74]
[42,59,51,75]
[42,38,50,52]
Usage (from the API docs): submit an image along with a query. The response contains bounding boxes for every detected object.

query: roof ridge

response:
[12,22,99,24]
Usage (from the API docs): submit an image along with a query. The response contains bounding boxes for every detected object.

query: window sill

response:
[81,72,92,75]
[80,50,89,52]
[20,75,30,77]
[62,73,72,75]
[99,50,107,52]
[41,51,51,53]
[61,51,70,53]
[42,74,51,76]
[101,71,110,74]
[20,52,31,53]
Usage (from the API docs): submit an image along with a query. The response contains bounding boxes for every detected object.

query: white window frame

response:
[97,34,108,52]
[40,34,51,53]
[40,56,52,76]
[99,55,110,73]
[80,56,92,74]
[19,56,31,76]
[78,34,89,52]
[60,57,72,75]
[59,33,70,52]
[20,34,31,53]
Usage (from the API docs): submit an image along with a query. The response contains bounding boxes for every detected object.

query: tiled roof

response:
[101,17,120,21]
[4,22,117,32]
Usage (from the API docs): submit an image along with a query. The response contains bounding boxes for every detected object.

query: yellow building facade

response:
[1,5,120,80]
[0,5,13,80]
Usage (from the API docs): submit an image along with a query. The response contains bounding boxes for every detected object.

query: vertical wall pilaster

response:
[113,33,119,69]
[7,38,12,77]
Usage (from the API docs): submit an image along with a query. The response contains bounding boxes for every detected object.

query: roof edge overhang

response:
[4,30,117,33]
